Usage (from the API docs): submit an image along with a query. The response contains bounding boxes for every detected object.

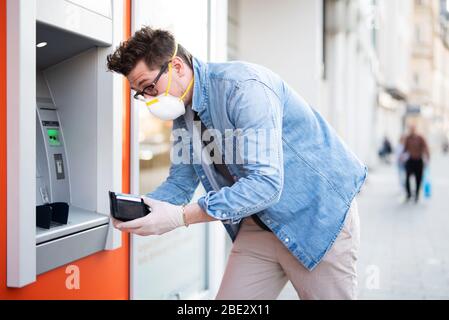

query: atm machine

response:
[7,0,124,288]
[31,18,121,276]
[35,98,110,274]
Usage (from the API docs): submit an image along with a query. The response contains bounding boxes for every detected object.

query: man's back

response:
[405,133,429,160]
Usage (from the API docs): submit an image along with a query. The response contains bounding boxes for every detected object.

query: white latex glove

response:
[113,197,185,236]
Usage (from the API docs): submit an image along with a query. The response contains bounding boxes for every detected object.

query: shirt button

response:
[285,238,290,243]
[267,219,271,223]
[222,213,227,218]
[201,175,206,179]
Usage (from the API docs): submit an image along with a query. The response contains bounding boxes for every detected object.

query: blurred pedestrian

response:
[396,135,409,193]
[378,136,393,164]
[403,125,430,203]
[442,136,449,155]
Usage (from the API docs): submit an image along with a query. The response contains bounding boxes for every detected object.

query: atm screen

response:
[47,128,61,146]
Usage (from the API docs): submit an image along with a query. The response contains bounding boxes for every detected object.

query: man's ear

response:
[171,57,185,77]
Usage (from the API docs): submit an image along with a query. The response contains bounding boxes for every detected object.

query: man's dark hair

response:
[107,27,192,76]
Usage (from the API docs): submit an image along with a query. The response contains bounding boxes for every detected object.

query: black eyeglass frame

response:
[133,61,171,100]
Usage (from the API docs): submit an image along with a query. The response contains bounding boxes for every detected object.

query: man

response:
[442,135,449,154]
[403,125,430,203]
[107,27,367,300]
[378,136,393,164]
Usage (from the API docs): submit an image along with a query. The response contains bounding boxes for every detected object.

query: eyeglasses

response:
[133,61,170,101]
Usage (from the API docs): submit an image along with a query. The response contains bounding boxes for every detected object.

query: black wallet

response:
[109,191,151,222]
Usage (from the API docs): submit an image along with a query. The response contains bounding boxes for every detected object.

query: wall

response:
[378,0,413,96]
[372,0,414,156]
[324,0,379,166]
[0,0,131,299]
[230,0,325,111]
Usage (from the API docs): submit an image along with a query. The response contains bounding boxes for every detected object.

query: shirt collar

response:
[191,56,208,113]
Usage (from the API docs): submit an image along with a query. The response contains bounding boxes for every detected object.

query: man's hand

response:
[113,197,184,236]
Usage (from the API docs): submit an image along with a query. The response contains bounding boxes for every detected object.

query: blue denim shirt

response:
[147,57,367,271]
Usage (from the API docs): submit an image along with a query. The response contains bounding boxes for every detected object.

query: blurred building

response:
[407,0,449,149]
[324,0,380,167]
[435,0,449,147]
[228,0,381,167]
[376,0,413,153]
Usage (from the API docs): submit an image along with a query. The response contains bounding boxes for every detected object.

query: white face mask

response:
[144,44,194,121]
[146,96,185,121]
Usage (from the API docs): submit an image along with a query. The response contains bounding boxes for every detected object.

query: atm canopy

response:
[37,22,109,69]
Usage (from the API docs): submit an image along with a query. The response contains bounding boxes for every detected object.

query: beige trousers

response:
[216,200,360,300]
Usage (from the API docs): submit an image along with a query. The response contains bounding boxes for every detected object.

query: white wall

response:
[378,0,413,96]
[324,0,379,166]
[230,0,325,111]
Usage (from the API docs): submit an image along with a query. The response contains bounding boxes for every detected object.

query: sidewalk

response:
[279,153,449,300]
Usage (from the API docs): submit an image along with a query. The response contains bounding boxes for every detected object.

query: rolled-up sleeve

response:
[197,80,284,223]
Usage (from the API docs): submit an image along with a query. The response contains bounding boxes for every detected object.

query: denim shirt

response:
[147,57,367,271]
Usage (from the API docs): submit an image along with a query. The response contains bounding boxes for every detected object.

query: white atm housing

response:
[7,0,125,287]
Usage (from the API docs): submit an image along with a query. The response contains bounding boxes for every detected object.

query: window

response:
[131,0,211,300]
